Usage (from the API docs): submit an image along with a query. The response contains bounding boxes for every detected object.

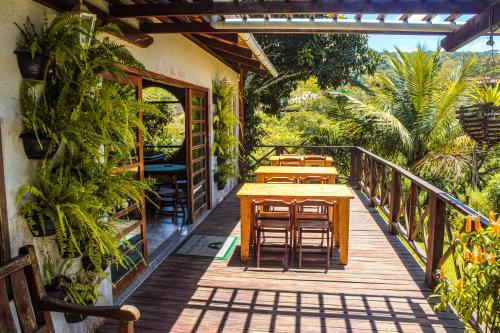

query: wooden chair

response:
[278,156,302,166]
[264,176,297,184]
[299,176,329,184]
[294,200,334,268]
[0,245,139,333]
[154,174,183,221]
[303,155,327,167]
[252,200,294,268]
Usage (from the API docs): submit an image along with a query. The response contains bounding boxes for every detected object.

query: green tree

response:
[325,47,475,180]
[243,34,379,155]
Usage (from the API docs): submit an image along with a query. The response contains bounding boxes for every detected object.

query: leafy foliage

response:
[243,34,379,156]
[432,215,500,332]
[212,78,239,183]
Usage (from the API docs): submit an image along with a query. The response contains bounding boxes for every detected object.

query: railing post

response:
[388,170,401,235]
[275,146,284,155]
[408,184,417,240]
[369,159,378,206]
[349,147,359,187]
[425,194,446,287]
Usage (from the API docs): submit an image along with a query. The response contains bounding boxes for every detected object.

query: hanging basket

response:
[457,103,500,146]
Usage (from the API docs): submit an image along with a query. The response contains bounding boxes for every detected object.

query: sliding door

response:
[187,89,210,221]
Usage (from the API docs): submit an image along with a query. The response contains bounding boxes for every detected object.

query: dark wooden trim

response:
[0,125,9,263]
[111,1,488,18]
[194,35,253,58]
[200,33,239,44]
[141,22,216,33]
[213,49,262,69]
[441,1,500,51]
[183,34,238,72]
[32,0,153,48]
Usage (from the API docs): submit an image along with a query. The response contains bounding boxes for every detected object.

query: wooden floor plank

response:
[99,188,463,332]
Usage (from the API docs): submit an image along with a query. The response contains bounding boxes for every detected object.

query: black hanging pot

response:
[20,133,58,159]
[214,173,227,191]
[64,311,88,324]
[29,215,57,237]
[14,50,48,80]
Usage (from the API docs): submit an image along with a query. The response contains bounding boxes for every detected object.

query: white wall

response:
[0,1,239,332]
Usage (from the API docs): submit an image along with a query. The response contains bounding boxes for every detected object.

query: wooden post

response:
[0,125,10,263]
[425,194,446,287]
[369,158,377,206]
[275,146,284,155]
[388,170,401,235]
[238,68,245,180]
[349,147,358,187]
[356,151,363,188]
[118,321,134,333]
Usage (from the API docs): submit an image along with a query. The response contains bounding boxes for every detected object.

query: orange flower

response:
[495,218,500,233]
[464,249,470,262]
[477,246,483,262]
[440,266,445,280]
[475,216,482,232]
[489,212,496,222]
[465,215,472,233]
[472,251,478,263]
[456,279,462,290]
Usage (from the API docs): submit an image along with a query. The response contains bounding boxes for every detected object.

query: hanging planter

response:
[214,173,227,191]
[457,103,500,146]
[14,50,48,80]
[19,133,58,159]
[28,215,57,237]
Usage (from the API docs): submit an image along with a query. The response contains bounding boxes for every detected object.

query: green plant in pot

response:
[212,78,240,190]
[43,256,108,323]
[14,14,86,80]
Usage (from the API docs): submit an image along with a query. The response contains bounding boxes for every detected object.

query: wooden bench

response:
[0,245,140,333]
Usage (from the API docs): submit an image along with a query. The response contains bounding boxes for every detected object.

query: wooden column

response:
[388,170,401,235]
[238,69,245,177]
[425,194,446,287]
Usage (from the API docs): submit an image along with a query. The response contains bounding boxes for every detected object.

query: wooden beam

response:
[213,49,262,69]
[441,2,500,51]
[141,22,216,33]
[32,0,153,48]
[110,1,488,18]
[194,35,253,58]
[422,14,436,22]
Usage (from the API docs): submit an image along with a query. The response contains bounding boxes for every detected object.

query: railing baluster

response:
[408,184,417,241]
[349,147,359,187]
[388,170,401,235]
[369,158,378,206]
[425,194,446,286]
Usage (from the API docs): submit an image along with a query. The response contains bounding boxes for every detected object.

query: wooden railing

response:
[245,145,489,287]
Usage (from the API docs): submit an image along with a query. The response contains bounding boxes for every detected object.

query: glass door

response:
[187,89,210,221]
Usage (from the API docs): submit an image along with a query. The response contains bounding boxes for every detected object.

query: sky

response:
[359,13,498,53]
[368,35,499,53]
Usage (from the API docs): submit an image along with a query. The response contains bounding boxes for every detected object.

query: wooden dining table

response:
[236,183,354,265]
[255,166,338,184]
[269,155,334,166]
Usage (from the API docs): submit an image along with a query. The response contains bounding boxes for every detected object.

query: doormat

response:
[174,235,238,260]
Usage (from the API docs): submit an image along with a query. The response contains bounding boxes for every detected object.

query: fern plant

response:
[212,78,240,186]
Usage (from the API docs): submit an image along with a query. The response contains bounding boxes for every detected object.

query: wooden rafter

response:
[193,34,253,58]
[441,1,499,51]
[32,0,153,47]
[110,1,488,18]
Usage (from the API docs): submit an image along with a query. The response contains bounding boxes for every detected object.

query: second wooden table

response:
[255,166,338,184]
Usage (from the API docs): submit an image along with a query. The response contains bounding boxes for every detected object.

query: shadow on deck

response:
[99,187,463,333]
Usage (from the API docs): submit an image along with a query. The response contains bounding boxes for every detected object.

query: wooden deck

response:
[99,188,463,333]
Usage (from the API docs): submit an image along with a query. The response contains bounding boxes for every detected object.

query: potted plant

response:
[19,80,58,159]
[14,17,48,80]
[212,78,240,190]
[43,257,107,324]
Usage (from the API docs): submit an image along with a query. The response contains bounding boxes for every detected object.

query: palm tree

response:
[328,47,475,179]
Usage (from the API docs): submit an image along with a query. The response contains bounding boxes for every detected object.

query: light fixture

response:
[72,0,97,48]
